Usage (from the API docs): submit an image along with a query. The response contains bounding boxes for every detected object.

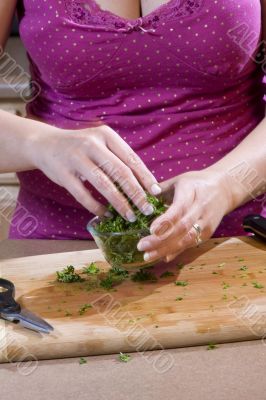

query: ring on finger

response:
[192,223,203,247]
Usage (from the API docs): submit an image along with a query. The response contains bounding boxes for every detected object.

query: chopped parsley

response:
[207,343,218,350]
[176,297,184,301]
[131,269,157,283]
[65,311,72,317]
[160,271,174,278]
[218,263,226,268]
[56,265,84,283]
[118,352,131,363]
[239,266,248,271]
[252,282,264,289]
[79,357,87,365]
[82,262,100,275]
[222,282,230,290]
[175,280,188,287]
[79,303,92,315]
[94,194,166,267]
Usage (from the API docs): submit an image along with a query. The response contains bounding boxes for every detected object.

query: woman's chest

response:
[19,0,262,92]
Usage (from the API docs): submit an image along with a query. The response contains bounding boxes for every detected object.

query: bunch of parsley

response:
[94,194,166,267]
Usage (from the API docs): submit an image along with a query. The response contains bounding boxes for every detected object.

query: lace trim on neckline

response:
[64,0,204,31]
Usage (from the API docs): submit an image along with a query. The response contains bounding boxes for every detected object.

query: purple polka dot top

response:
[10,0,265,239]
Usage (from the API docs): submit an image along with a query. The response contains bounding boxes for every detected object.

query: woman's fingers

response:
[138,206,199,252]
[62,173,107,216]
[143,221,205,262]
[74,156,140,221]
[150,180,196,237]
[106,130,162,196]
[90,149,154,215]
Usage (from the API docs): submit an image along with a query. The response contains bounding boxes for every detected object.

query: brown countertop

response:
[1,239,266,400]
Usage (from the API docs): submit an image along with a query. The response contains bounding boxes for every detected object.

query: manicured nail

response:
[126,211,137,223]
[104,211,113,218]
[142,204,154,216]
[151,183,162,195]
[137,241,149,252]
[144,252,151,261]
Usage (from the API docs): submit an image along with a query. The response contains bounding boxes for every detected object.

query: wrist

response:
[205,166,240,215]
[25,122,60,170]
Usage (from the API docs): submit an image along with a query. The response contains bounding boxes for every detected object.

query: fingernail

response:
[142,204,154,216]
[144,252,151,261]
[151,183,162,196]
[126,211,137,223]
[137,241,149,251]
[104,211,113,218]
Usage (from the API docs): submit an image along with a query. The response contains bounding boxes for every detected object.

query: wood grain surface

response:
[0,236,265,363]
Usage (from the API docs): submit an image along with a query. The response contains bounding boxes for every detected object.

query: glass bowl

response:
[87,216,161,270]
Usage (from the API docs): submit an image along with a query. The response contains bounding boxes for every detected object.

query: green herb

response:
[222,294,228,301]
[218,263,226,268]
[160,271,174,278]
[56,265,84,283]
[131,269,157,283]
[110,267,129,278]
[79,357,87,365]
[100,268,129,290]
[118,352,131,363]
[252,282,264,289]
[238,258,245,262]
[222,282,230,290]
[176,297,184,301]
[175,280,188,287]
[207,343,218,350]
[65,311,72,317]
[100,275,115,290]
[212,271,218,275]
[79,303,92,315]
[239,266,248,271]
[82,262,100,275]
[94,194,166,267]
[176,263,184,269]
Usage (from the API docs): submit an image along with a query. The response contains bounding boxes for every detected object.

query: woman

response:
[0,0,265,263]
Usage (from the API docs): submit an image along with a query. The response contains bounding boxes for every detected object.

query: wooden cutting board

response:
[0,236,265,364]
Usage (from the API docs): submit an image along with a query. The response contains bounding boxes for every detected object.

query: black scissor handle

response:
[0,279,21,314]
[243,214,266,241]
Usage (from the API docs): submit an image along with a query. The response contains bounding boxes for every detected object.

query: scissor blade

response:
[1,308,54,334]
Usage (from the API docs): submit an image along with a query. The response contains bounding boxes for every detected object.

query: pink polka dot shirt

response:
[10,0,265,239]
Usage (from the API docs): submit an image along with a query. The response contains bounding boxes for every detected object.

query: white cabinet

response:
[0,185,19,240]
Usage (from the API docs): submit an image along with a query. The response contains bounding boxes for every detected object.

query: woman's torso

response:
[10,0,265,239]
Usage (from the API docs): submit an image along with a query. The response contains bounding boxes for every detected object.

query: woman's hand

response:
[137,169,233,262]
[30,124,161,220]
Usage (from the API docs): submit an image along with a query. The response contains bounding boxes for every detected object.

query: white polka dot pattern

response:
[9,0,266,239]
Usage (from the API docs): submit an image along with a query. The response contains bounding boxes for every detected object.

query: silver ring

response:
[192,223,203,247]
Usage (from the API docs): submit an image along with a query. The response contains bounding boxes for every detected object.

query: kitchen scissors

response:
[0,278,53,334]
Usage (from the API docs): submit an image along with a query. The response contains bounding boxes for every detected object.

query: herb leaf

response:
[252,282,264,289]
[175,280,188,287]
[56,266,84,283]
[79,303,92,315]
[160,271,174,278]
[82,262,100,275]
[118,352,131,363]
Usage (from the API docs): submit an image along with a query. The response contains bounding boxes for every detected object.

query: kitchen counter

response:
[1,239,266,400]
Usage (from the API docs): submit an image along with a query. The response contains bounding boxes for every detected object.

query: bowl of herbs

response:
[87,194,167,270]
